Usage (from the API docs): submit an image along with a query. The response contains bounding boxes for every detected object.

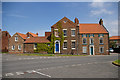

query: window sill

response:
[72,48,76,50]
[64,36,67,37]
[99,43,104,45]
[82,44,87,45]
[71,35,75,37]
[63,48,67,50]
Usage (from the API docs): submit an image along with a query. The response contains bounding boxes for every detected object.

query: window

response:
[64,20,67,23]
[18,45,21,50]
[71,41,75,49]
[90,38,94,44]
[34,44,37,49]
[63,29,67,37]
[83,47,87,53]
[15,36,18,41]
[12,45,15,50]
[99,47,104,53]
[63,42,67,49]
[55,30,59,37]
[71,29,75,36]
[99,38,103,44]
[6,33,8,37]
[83,38,87,44]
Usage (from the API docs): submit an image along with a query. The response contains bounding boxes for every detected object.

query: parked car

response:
[109,48,114,53]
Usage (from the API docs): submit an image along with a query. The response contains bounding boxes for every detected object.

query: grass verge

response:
[112,59,120,67]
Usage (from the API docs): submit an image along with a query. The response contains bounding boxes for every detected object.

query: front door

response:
[91,47,93,55]
[55,42,59,52]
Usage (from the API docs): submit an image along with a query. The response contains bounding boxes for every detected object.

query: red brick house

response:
[0,29,11,53]
[9,32,38,53]
[51,17,109,55]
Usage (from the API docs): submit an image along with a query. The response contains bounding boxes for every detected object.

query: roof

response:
[16,32,27,39]
[110,36,120,40]
[27,32,38,37]
[79,24,108,34]
[51,17,76,28]
[45,32,51,37]
[24,37,50,43]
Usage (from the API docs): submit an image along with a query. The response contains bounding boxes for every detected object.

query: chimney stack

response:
[74,18,79,25]
[99,18,103,25]
[36,33,38,35]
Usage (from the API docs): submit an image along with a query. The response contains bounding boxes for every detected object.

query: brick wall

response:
[9,33,24,53]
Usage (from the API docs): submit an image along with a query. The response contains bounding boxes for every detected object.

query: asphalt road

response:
[1,53,118,78]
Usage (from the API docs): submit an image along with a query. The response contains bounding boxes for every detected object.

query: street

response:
[2,53,118,78]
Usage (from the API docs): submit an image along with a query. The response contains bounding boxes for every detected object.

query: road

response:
[1,53,118,78]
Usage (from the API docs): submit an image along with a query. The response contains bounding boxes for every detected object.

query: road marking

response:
[71,64,76,66]
[16,72,24,75]
[26,70,34,73]
[33,70,51,78]
[5,73,14,76]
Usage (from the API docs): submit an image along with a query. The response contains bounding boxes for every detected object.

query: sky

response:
[2,2,118,36]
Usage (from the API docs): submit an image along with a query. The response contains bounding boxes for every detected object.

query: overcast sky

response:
[2,2,118,36]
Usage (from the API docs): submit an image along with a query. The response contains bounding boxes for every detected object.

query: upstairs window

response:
[90,38,94,44]
[15,36,18,41]
[54,29,59,37]
[12,45,15,50]
[18,45,21,50]
[99,38,103,44]
[71,29,75,36]
[63,29,67,37]
[99,47,104,53]
[83,38,87,44]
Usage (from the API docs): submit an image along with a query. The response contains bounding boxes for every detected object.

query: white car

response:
[109,48,114,53]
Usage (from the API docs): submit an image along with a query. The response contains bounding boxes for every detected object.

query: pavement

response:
[1,53,119,78]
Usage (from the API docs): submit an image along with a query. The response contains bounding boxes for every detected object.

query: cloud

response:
[104,19,118,36]
[91,9,113,16]
[90,2,104,8]
[7,14,27,18]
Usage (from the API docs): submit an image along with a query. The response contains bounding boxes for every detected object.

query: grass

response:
[15,53,87,56]
[112,59,120,66]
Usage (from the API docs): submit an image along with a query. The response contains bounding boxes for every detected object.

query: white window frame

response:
[63,40,67,50]
[83,46,87,53]
[99,47,104,53]
[12,45,15,50]
[71,40,76,49]
[63,29,67,37]
[90,38,94,44]
[18,45,21,50]
[15,36,18,41]
[34,44,37,50]
[54,29,59,37]
[71,29,75,37]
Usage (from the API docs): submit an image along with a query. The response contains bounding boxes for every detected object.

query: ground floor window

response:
[99,47,104,53]
[12,45,15,50]
[18,45,21,50]
[71,42,75,49]
[34,44,37,49]
[63,42,67,49]
[83,46,87,53]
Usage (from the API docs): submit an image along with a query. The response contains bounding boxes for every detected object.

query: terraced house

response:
[51,17,109,55]
[8,17,109,55]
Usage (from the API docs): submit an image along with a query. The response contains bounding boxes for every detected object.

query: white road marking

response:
[16,72,24,75]
[71,64,76,66]
[33,70,51,78]
[26,70,34,73]
[5,73,14,76]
